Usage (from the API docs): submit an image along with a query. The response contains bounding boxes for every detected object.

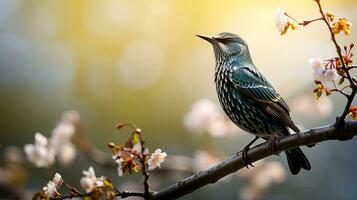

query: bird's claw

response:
[237,136,259,169]
[268,135,279,154]
[237,146,254,168]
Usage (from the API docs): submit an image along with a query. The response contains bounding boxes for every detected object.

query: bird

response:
[196,32,311,175]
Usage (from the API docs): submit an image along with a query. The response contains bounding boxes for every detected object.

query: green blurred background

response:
[1,0,357,199]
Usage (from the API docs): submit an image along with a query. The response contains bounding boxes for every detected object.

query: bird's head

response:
[196,32,252,64]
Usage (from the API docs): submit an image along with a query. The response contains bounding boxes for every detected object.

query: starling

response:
[197,32,311,175]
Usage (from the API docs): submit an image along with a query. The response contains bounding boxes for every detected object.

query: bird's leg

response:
[237,136,259,168]
[267,134,279,154]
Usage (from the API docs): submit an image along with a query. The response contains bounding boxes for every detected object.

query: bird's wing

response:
[230,66,299,132]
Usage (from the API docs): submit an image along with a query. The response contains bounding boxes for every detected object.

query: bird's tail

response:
[284,148,311,175]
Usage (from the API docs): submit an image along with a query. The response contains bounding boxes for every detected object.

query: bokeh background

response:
[1,0,357,199]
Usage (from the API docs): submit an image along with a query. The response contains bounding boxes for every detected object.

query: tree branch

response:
[153,120,357,199]
[313,0,357,125]
[315,0,355,88]
[54,191,145,200]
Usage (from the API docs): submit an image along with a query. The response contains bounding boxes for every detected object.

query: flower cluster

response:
[275,4,355,104]
[33,123,166,200]
[183,98,241,137]
[311,43,354,76]
[42,173,63,198]
[36,168,115,199]
[80,167,108,193]
[79,167,115,199]
[309,57,338,82]
[274,8,297,35]
[148,149,167,170]
[24,111,79,167]
[309,43,354,100]
[32,121,166,199]
[24,133,56,168]
[277,1,356,123]
[108,124,167,177]
[274,8,352,36]
[324,11,352,35]
[332,18,352,35]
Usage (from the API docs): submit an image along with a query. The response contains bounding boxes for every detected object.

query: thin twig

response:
[117,191,146,199]
[299,18,323,26]
[54,191,145,200]
[142,169,151,199]
[55,193,87,200]
[314,0,357,125]
[347,66,357,70]
[331,89,349,98]
[315,0,355,87]
[140,136,152,199]
[341,84,352,91]
[284,12,323,26]
[337,89,357,125]
[331,81,349,98]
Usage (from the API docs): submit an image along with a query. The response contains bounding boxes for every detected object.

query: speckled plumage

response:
[215,63,281,136]
[198,32,311,175]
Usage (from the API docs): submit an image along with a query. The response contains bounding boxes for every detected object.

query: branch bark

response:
[153,120,357,199]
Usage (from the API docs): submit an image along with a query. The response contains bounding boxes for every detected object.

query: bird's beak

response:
[196,34,217,44]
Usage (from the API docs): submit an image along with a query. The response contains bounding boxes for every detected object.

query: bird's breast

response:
[214,66,279,136]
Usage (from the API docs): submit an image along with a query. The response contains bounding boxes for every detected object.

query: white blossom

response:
[80,176,95,193]
[80,166,103,193]
[309,57,325,77]
[43,173,63,198]
[57,142,76,166]
[24,133,55,168]
[43,181,60,198]
[24,111,78,168]
[51,122,75,149]
[52,173,63,186]
[148,149,167,170]
[50,121,77,165]
[321,68,339,81]
[35,133,48,146]
[309,57,339,82]
[83,166,96,180]
[274,8,289,33]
